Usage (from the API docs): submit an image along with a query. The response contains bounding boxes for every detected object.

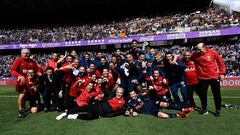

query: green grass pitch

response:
[0,87,240,135]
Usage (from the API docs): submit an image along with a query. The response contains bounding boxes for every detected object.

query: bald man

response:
[10,49,42,118]
[181,51,200,111]
[192,43,226,117]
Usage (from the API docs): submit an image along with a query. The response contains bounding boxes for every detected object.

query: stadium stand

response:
[0,8,239,45]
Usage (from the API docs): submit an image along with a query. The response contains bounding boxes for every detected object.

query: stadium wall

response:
[0,78,239,89]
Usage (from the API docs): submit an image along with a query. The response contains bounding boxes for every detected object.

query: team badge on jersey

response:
[207,55,211,61]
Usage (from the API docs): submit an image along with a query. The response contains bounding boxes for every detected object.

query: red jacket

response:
[10,57,39,77]
[87,69,102,78]
[148,76,168,96]
[191,48,226,80]
[61,63,75,84]
[37,64,44,75]
[107,97,125,111]
[181,59,198,85]
[45,59,58,70]
[76,85,103,107]
[16,77,39,96]
[69,76,92,97]
[102,74,115,90]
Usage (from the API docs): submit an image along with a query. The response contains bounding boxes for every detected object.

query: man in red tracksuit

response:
[16,69,40,115]
[101,68,115,91]
[76,87,125,120]
[192,43,226,117]
[45,53,58,70]
[87,63,102,78]
[56,82,104,120]
[10,49,42,118]
[68,68,91,109]
[181,51,201,111]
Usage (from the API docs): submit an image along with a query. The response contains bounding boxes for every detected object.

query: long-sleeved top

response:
[191,48,226,80]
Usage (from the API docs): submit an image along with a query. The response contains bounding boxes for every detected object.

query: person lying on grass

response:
[58,87,125,120]
[125,90,189,118]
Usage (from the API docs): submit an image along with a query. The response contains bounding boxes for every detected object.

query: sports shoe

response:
[67,114,79,120]
[18,110,25,118]
[182,108,190,114]
[56,112,67,120]
[199,110,208,115]
[177,112,189,118]
[214,110,221,117]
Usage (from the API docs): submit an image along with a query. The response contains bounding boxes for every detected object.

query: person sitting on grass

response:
[147,70,190,113]
[65,87,125,120]
[56,82,104,120]
[125,90,189,118]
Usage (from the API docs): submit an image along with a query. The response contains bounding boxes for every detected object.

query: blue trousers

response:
[170,81,189,107]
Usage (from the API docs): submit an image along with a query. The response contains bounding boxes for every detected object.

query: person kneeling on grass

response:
[125,90,188,118]
[147,70,190,113]
[56,82,104,120]
[16,69,40,117]
[63,87,125,120]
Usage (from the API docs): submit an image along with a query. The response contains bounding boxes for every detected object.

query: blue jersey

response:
[127,94,159,115]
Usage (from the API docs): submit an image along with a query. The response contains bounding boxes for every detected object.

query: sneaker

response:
[182,108,190,114]
[56,112,67,120]
[67,114,79,120]
[177,112,189,118]
[199,110,208,115]
[214,110,221,117]
[18,110,25,118]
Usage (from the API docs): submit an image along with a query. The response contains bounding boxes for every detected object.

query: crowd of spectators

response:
[0,8,239,45]
[1,43,239,78]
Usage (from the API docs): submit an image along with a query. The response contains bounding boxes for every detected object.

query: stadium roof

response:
[214,0,240,12]
[0,0,211,26]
